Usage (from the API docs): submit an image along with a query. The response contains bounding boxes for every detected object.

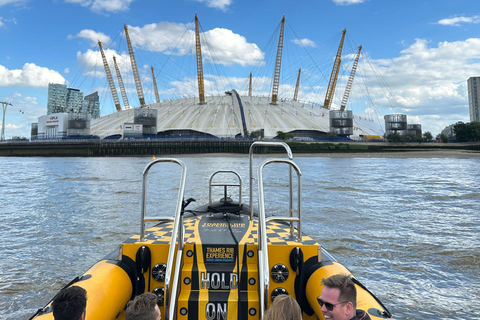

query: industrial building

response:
[384,114,422,138]
[36,113,91,140]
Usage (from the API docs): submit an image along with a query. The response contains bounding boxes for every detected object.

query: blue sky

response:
[1,0,480,139]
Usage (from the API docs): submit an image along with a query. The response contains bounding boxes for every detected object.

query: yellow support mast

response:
[293,68,301,102]
[271,15,285,105]
[124,24,146,107]
[195,13,206,105]
[151,66,160,104]
[98,41,121,112]
[340,45,362,111]
[113,56,130,109]
[323,28,346,109]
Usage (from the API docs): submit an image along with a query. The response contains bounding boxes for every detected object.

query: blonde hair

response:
[263,294,302,320]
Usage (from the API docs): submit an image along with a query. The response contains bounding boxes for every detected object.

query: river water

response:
[0,154,479,319]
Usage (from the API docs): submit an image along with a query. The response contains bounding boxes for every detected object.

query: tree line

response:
[453,122,480,142]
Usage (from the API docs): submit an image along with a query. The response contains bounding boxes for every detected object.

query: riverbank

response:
[1,139,479,157]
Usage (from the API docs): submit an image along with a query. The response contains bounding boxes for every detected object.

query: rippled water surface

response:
[1,155,479,319]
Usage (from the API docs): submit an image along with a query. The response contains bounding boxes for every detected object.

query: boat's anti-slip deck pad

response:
[123,214,317,246]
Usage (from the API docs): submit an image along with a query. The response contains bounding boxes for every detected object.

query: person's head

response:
[125,292,161,320]
[52,286,87,320]
[318,274,356,320]
[263,294,302,320]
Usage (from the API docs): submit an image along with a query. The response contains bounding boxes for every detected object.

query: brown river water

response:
[0,154,479,319]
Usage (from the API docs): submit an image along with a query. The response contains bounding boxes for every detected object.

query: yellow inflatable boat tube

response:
[32,259,133,320]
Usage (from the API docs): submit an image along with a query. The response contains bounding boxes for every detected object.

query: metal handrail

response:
[208,170,242,205]
[265,216,301,242]
[257,159,302,318]
[139,158,187,320]
[249,141,293,219]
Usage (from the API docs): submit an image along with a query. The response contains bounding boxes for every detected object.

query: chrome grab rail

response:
[257,159,302,318]
[139,158,187,320]
[208,170,242,206]
[265,216,301,242]
[249,141,293,220]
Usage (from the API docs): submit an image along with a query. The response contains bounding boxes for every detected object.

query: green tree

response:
[404,133,419,142]
[423,131,433,141]
[386,132,405,142]
[275,131,294,140]
[454,122,480,142]
[437,133,449,143]
[249,129,264,139]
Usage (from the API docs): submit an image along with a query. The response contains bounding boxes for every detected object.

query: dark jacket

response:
[350,309,372,320]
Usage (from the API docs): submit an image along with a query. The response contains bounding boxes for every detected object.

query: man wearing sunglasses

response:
[317,274,370,320]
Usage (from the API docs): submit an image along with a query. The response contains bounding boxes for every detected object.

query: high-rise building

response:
[47,83,68,114]
[66,88,83,113]
[467,77,480,122]
[47,83,99,118]
[83,92,100,119]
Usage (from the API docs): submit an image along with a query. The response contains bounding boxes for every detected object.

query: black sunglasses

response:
[317,297,349,311]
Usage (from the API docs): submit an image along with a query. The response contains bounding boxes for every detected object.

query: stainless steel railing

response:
[139,158,187,320]
[249,141,293,220]
[257,159,302,318]
[208,170,242,206]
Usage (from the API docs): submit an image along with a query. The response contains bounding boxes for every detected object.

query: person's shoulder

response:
[353,309,372,320]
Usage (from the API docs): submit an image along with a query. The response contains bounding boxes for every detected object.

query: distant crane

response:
[324,28,346,109]
[271,15,285,105]
[293,68,301,102]
[124,24,146,107]
[1,101,13,141]
[113,56,130,109]
[195,13,206,105]
[340,45,362,111]
[151,66,160,104]
[98,41,121,112]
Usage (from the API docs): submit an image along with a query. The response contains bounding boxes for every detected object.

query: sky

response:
[1,0,480,139]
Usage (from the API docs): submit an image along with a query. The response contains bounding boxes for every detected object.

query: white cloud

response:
[437,15,480,26]
[0,0,26,7]
[64,0,134,14]
[0,63,66,87]
[293,38,316,48]
[68,29,112,46]
[348,37,480,134]
[332,0,365,5]
[64,68,70,74]
[76,48,131,77]
[0,16,17,27]
[192,0,232,11]
[202,28,265,66]
[127,22,195,55]
[127,23,265,67]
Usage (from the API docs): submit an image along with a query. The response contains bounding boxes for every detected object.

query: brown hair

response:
[263,294,302,320]
[321,274,357,309]
[125,292,160,320]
